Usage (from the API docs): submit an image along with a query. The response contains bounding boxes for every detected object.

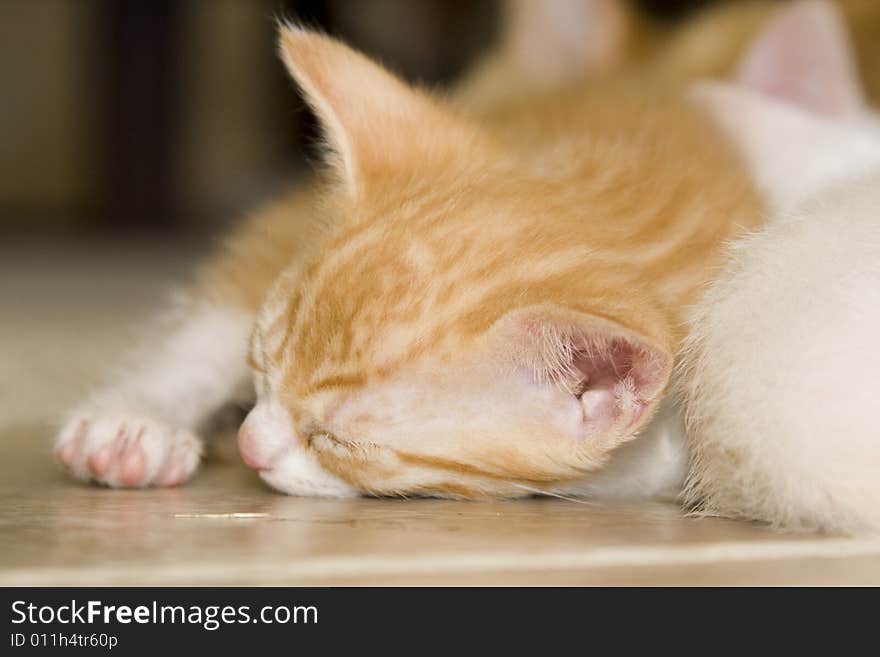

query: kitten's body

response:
[236,51,759,497]
[676,1,880,533]
[682,113,880,533]
[53,1,880,528]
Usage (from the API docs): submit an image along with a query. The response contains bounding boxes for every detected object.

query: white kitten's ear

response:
[278,25,460,196]
[502,0,636,85]
[691,82,878,210]
[736,0,864,117]
[493,306,672,441]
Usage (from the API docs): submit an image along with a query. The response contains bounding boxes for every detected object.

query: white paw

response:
[55,411,202,488]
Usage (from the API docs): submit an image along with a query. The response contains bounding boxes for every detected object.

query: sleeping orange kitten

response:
[53,1,877,501]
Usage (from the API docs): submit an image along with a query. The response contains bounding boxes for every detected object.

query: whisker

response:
[511,482,595,505]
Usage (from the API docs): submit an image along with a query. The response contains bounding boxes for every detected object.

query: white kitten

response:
[683,1,880,533]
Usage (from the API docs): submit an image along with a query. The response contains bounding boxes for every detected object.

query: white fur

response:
[680,1,880,533]
[682,112,880,534]
[55,412,202,487]
[561,397,689,501]
[691,84,880,212]
[106,303,254,428]
[56,302,253,487]
[259,449,360,498]
[244,403,359,498]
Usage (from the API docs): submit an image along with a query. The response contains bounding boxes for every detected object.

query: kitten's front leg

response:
[55,302,254,488]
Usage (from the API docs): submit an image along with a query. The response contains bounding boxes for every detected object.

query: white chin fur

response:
[260,449,360,498]
[243,401,359,497]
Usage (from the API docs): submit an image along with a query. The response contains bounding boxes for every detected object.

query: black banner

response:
[0,587,870,651]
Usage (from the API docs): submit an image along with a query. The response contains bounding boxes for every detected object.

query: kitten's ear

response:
[691,82,877,210]
[502,0,637,85]
[278,25,459,196]
[692,1,871,209]
[492,306,672,440]
[736,0,864,118]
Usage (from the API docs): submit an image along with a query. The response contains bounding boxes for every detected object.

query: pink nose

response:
[237,422,284,471]
[237,405,296,471]
[238,424,268,470]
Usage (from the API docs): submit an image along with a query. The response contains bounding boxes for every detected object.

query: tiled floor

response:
[2,240,879,585]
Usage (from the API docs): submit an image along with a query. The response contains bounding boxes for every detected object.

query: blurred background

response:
[1,0,730,241]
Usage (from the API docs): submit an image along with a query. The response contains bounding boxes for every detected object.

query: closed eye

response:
[305,427,378,458]
[307,431,358,460]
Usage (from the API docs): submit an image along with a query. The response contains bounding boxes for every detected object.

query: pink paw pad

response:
[86,444,115,477]
[119,442,148,486]
[86,427,126,477]
[55,413,202,489]
[57,420,87,467]
[156,460,186,487]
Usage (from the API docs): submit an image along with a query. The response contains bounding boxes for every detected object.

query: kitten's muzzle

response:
[237,402,296,471]
[237,424,271,470]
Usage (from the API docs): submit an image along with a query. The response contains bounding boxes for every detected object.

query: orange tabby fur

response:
[198,0,880,319]
[230,25,764,498]
[202,1,880,498]
[56,1,880,497]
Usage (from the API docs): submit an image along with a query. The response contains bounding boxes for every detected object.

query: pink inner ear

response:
[500,307,672,439]
[571,337,662,437]
[737,0,864,118]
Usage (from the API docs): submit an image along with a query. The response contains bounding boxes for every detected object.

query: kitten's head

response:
[237,26,673,498]
[691,0,879,210]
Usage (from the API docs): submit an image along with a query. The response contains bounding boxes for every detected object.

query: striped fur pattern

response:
[240,1,880,500]
[54,1,880,509]
[236,25,763,498]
